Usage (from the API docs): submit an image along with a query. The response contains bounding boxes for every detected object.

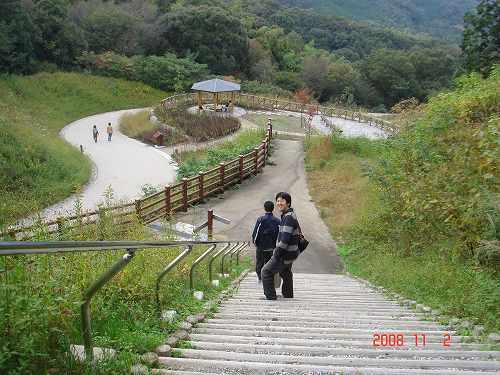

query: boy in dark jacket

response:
[252,200,280,282]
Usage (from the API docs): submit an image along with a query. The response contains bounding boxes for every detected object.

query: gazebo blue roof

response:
[191,78,240,93]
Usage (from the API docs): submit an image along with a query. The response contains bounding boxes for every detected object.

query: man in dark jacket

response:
[252,200,280,282]
[261,192,300,300]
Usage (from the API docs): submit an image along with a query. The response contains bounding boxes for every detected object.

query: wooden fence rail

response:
[159,92,394,133]
[2,124,272,240]
[3,90,391,240]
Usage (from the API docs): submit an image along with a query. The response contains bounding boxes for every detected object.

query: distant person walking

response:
[252,200,280,282]
[106,123,113,141]
[92,125,99,143]
[261,192,300,300]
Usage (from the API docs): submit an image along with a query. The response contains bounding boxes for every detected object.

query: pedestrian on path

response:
[261,192,300,300]
[106,123,113,141]
[252,200,280,282]
[92,125,99,143]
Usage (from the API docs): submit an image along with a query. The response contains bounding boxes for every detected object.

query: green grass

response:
[341,243,500,333]
[175,129,267,179]
[0,202,252,374]
[245,113,306,134]
[305,133,500,336]
[0,72,168,227]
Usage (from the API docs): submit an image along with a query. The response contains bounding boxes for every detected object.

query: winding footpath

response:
[33,108,177,221]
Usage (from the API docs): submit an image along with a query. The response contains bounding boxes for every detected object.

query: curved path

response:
[34,108,177,220]
[167,139,344,274]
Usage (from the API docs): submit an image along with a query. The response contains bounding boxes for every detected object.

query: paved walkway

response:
[167,139,344,274]
[33,108,177,220]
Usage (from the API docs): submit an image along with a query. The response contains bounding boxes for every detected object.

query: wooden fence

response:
[2,126,272,240]
[159,92,395,134]
[3,90,392,240]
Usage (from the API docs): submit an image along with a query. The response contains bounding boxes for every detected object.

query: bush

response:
[360,66,500,264]
[175,129,265,178]
[79,52,208,92]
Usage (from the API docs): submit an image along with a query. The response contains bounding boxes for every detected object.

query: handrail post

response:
[261,141,267,167]
[182,178,188,212]
[156,245,192,317]
[189,244,217,290]
[235,242,249,265]
[209,243,230,282]
[164,185,171,219]
[81,248,135,362]
[221,242,240,275]
[229,243,245,269]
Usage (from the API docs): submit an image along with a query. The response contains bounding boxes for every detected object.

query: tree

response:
[156,6,248,74]
[362,49,418,107]
[32,0,87,68]
[462,0,500,75]
[0,0,37,73]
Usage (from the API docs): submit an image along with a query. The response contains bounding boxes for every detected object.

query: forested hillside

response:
[1,0,464,111]
[281,0,479,41]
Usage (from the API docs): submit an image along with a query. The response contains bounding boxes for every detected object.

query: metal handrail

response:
[208,243,231,282]
[219,242,240,275]
[222,243,245,275]
[229,242,248,269]
[0,240,233,255]
[189,244,217,290]
[0,239,245,362]
[155,245,193,317]
[235,242,250,265]
[81,248,135,360]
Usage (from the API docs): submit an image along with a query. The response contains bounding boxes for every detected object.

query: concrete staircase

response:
[154,273,500,374]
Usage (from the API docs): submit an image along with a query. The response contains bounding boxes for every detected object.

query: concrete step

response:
[188,333,485,350]
[193,324,457,340]
[217,306,426,320]
[219,307,425,322]
[159,357,498,375]
[187,340,500,360]
[173,348,500,371]
[203,314,445,333]
[211,314,444,329]
[152,370,219,375]
[191,327,461,342]
[222,300,411,311]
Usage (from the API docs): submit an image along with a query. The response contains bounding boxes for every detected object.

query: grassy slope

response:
[0,72,167,227]
[305,134,500,335]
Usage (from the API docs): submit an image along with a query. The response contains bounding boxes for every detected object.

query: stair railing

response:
[0,240,249,362]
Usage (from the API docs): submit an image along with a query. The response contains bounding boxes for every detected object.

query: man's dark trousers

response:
[261,254,293,300]
[256,248,273,280]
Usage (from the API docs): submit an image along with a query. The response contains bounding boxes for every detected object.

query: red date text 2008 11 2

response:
[372,333,452,347]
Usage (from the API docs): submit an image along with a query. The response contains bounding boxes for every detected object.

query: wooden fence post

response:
[253,147,259,175]
[199,171,205,202]
[238,155,244,183]
[207,209,214,240]
[182,178,188,212]
[219,163,225,192]
[262,140,267,167]
[135,199,142,222]
[164,185,171,218]
[56,217,64,237]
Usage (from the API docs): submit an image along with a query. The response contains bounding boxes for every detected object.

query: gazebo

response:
[191,78,240,110]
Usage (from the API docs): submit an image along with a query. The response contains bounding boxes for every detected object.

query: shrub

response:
[79,52,208,92]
